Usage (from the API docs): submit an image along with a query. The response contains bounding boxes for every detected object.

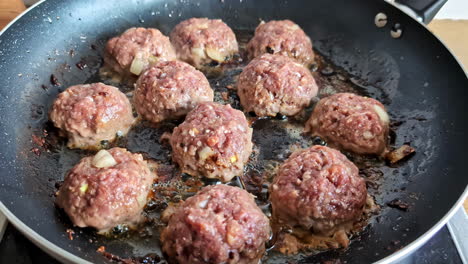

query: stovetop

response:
[0,224,463,264]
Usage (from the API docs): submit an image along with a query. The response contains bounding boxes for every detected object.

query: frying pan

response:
[0,0,467,263]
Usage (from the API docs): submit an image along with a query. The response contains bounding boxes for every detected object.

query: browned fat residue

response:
[40,29,413,263]
[32,134,45,147]
[221,91,229,101]
[30,147,41,156]
[66,229,75,240]
[96,245,163,264]
[271,195,379,255]
[76,61,87,70]
[387,199,410,211]
[50,74,61,86]
[386,145,415,164]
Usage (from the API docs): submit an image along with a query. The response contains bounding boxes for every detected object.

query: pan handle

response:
[388,0,448,24]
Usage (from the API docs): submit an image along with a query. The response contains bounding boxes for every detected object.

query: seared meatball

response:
[56,148,155,232]
[170,102,252,182]
[50,83,135,149]
[134,60,213,123]
[170,18,238,70]
[270,145,367,234]
[104,27,176,76]
[161,184,271,264]
[305,93,389,155]
[238,54,318,117]
[247,20,314,66]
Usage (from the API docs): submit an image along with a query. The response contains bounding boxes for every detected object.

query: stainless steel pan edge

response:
[0,0,467,263]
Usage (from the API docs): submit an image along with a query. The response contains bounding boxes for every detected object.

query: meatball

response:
[305,93,390,155]
[104,27,176,76]
[50,83,135,149]
[170,18,238,70]
[270,145,367,234]
[134,60,214,123]
[237,54,318,117]
[170,102,252,182]
[55,148,155,232]
[247,20,314,66]
[161,184,271,264]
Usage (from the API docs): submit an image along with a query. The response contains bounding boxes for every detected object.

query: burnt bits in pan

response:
[41,28,414,263]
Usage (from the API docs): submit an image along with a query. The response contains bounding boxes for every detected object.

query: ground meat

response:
[104,27,176,76]
[305,93,390,155]
[247,20,314,66]
[237,54,318,117]
[134,60,213,123]
[170,18,238,70]
[49,83,135,149]
[55,148,155,232]
[170,102,252,182]
[161,184,271,264]
[270,145,367,234]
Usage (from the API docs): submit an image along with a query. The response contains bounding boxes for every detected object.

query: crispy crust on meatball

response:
[247,20,314,66]
[104,27,176,76]
[270,145,367,234]
[55,148,155,232]
[49,83,135,149]
[170,18,239,70]
[161,184,271,264]
[170,102,252,182]
[134,60,213,123]
[238,54,318,117]
[305,93,389,155]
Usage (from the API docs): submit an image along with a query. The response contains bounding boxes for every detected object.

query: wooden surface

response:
[429,20,468,70]
[0,3,466,210]
[0,0,25,29]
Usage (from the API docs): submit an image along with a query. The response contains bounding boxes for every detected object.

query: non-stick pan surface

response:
[0,0,467,263]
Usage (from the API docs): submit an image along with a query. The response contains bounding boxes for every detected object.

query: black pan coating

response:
[0,0,467,263]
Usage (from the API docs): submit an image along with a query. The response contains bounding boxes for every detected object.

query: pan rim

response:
[0,0,467,263]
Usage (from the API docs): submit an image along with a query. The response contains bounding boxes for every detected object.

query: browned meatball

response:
[247,20,314,66]
[55,148,155,232]
[237,54,318,117]
[270,145,367,234]
[161,184,271,264]
[104,27,176,76]
[170,102,252,182]
[170,18,238,70]
[134,60,213,123]
[305,93,390,155]
[49,83,135,149]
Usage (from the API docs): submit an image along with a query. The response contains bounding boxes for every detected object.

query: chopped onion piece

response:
[386,145,415,164]
[137,194,147,207]
[191,47,206,59]
[148,55,159,64]
[130,57,145,75]
[230,155,238,163]
[373,105,389,124]
[363,131,374,139]
[79,183,88,193]
[206,47,225,62]
[198,199,208,208]
[198,146,215,161]
[92,150,117,168]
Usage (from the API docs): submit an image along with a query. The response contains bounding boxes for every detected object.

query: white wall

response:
[435,0,468,19]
